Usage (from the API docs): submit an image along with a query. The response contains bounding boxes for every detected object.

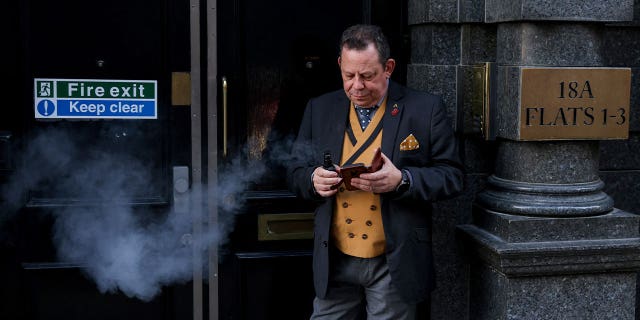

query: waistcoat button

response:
[370,205,377,211]
[342,202,349,208]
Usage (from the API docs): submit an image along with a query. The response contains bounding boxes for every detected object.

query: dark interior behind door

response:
[217,1,408,319]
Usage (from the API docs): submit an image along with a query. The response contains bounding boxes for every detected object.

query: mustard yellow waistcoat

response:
[331,100,387,258]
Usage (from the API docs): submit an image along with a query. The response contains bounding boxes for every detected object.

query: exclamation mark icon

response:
[37,99,54,117]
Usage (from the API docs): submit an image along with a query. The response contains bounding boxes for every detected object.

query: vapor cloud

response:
[0,127,310,301]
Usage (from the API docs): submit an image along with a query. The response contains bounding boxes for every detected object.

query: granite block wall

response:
[485,0,633,22]
[407,17,496,320]
[601,10,640,318]
[470,262,637,320]
[407,0,639,319]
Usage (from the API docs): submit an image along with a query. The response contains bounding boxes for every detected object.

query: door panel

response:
[219,0,364,189]
[0,0,193,319]
[217,2,359,313]
[217,1,407,319]
[24,0,168,204]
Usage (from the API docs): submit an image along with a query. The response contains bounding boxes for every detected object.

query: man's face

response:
[338,43,395,108]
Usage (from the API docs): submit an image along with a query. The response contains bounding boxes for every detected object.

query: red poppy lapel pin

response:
[391,103,399,116]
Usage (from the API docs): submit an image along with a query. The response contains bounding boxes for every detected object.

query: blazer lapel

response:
[328,93,350,162]
[382,81,405,161]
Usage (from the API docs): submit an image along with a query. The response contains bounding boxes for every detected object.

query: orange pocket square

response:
[400,134,420,151]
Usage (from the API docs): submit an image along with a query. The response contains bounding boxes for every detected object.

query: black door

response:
[1,0,194,319]
[216,1,407,319]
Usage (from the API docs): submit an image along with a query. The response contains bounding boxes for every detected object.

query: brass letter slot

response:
[258,213,314,241]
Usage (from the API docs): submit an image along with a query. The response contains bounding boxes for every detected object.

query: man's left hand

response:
[350,152,402,193]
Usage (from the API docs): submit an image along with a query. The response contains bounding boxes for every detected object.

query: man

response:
[287,24,464,319]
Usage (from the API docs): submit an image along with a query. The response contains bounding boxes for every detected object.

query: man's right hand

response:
[313,166,342,197]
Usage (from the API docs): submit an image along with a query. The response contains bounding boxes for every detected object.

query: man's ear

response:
[384,59,396,78]
[337,56,342,66]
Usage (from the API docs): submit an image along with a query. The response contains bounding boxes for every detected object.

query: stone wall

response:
[406,0,640,319]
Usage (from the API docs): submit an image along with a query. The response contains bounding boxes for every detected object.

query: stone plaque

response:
[520,68,630,140]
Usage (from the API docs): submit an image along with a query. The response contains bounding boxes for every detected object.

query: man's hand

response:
[313,166,342,197]
[350,152,402,193]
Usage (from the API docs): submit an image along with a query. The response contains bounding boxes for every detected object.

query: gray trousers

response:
[310,248,416,320]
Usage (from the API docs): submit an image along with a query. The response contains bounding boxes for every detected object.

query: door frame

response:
[205,0,220,319]
[190,0,219,319]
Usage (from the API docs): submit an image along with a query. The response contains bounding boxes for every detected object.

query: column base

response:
[459,208,640,319]
[476,176,614,217]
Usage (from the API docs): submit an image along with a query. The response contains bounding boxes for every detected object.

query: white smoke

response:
[53,205,194,301]
[0,127,310,301]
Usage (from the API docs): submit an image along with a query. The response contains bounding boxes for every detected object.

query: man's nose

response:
[353,76,365,89]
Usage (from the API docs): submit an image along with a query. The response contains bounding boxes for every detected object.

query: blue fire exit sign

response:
[34,78,158,119]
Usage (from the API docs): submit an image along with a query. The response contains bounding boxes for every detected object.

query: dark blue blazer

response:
[287,80,464,303]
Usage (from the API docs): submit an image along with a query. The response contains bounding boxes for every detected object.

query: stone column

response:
[407,0,496,320]
[458,1,640,319]
[406,1,493,319]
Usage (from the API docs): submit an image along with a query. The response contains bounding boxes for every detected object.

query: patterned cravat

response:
[355,105,378,131]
